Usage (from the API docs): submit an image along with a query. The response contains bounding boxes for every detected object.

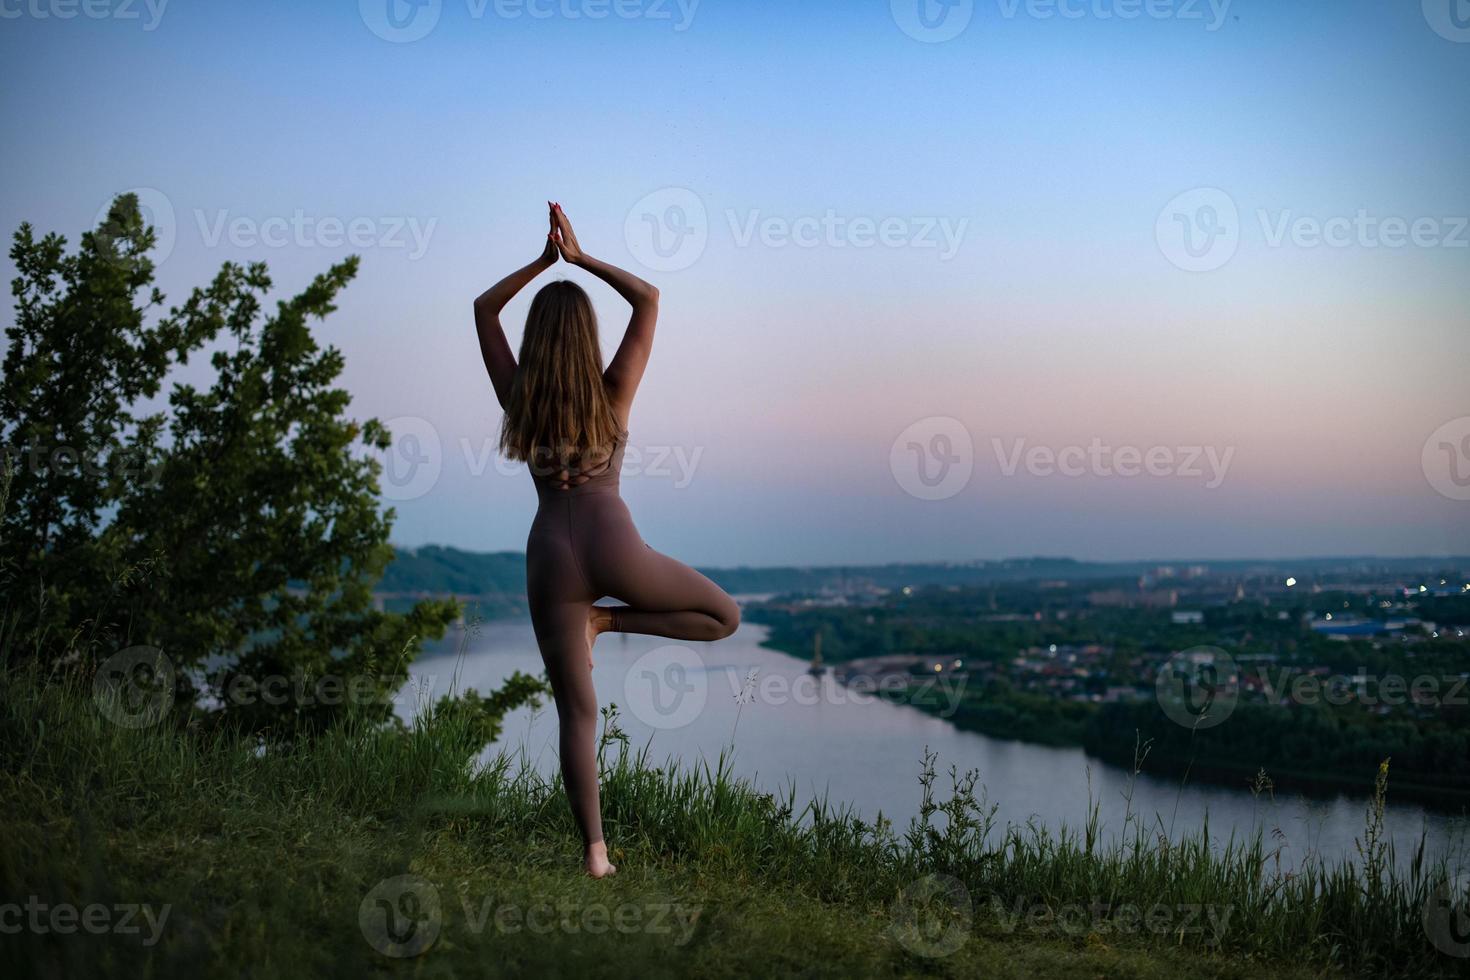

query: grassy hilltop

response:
[5,663,1467,980]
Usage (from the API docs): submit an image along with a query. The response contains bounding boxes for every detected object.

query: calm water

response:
[401,618,1468,874]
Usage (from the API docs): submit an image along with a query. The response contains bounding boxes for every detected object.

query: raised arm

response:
[473,208,559,407]
[550,204,659,419]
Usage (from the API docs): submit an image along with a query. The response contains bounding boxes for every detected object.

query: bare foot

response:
[585,606,613,670]
[584,840,617,878]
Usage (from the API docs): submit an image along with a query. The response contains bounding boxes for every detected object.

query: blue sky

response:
[1,0,1466,565]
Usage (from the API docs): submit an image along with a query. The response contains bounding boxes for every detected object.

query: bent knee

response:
[712,597,740,639]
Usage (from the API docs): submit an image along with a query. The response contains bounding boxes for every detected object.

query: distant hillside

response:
[375,546,529,618]
[704,557,1129,594]
[378,546,1467,619]
[705,555,1468,594]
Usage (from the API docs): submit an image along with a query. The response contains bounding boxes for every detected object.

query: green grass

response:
[3,664,1467,979]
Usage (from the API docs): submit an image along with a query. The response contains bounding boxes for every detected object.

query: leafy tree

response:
[1,195,539,737]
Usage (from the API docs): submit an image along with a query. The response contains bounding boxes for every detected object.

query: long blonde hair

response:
[498,280,621,469]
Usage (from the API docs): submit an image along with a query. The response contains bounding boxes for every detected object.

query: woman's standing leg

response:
[527,518,615,876]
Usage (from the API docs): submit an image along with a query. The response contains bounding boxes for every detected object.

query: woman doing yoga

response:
[473,202,740,878]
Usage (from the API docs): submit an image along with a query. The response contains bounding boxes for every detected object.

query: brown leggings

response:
[525,490,740,846]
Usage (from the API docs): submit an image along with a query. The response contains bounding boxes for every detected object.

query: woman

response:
[473,202,740,878]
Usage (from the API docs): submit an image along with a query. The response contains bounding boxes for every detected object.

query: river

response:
[402,618,1468,875]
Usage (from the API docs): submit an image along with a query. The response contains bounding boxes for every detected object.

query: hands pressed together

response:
[541,201,584,266]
